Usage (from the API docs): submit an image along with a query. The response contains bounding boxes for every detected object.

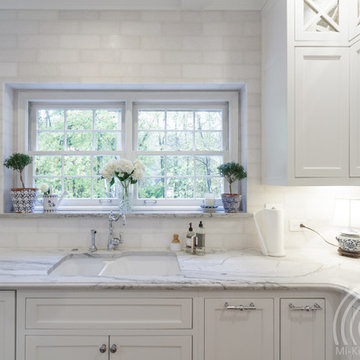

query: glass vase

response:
[118,181,132,213]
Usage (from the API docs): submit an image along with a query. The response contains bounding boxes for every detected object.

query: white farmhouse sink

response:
[49,251,181,277]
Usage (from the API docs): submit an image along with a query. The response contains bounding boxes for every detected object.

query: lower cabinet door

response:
[25,335,109,360]
[0,291,15,360]
[204,298,274,360]
[280,299,325,360]
[109,335,192,360]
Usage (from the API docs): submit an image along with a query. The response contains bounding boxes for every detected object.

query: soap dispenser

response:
[170,234,181,252]
[195,221,205,255]
[185,223,195,253]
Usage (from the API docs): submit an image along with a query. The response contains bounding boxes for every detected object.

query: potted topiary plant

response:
[218,162,247,213]
[3,153,37,213]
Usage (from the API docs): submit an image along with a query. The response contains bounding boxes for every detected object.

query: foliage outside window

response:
[28,96,233,209]
[135,105,226,203]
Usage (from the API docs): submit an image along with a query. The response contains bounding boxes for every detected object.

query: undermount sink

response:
[48,251,182,277]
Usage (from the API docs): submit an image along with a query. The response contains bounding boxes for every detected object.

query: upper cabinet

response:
[262,0,360,186]
[295,0,348,42]
[349,0,360,40]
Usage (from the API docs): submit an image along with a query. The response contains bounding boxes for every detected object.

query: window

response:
[135,104,227,205]
[29,103,124,205]
[21,90,240,210]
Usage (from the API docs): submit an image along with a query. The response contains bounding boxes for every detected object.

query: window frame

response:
[17,90,240,211]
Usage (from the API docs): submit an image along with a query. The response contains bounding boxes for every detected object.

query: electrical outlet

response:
[289,219,305,232]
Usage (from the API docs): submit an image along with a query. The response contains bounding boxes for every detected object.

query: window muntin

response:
[22,91,238,210]
[30,103,124,202]
[134,103,227,204]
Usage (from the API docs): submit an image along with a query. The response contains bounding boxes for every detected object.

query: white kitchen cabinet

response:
[26,336,108,360]
[262,0,354,185]
[280,298,325,360]
[0,291,15,360]
[295,47,349,178]
[350,40,360,176]
[349,0,360,41]
[110,336,192,360]
[26,335,191,360]
[204,298,274,360]
[295,0,347,43]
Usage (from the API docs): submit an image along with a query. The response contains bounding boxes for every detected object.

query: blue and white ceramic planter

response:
[10,188,37,213]
[336,231,360,253]
[221,193,242,213]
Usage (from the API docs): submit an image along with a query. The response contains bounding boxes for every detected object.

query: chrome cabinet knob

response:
[99,344,107,353]
[110,344,117,353]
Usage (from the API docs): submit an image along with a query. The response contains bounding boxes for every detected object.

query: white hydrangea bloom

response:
[116,159,134,174]
[40,183,49,193]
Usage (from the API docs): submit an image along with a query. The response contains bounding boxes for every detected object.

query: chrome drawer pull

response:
[110,344,117,354]
[224,302,257,311]
[289,303,322,312]
[99,344,107,353]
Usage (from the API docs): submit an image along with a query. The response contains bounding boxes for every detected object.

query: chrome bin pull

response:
[224,302,257,311]
[289,303,322,312]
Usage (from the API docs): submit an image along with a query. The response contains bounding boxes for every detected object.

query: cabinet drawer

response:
[25,297,192,330]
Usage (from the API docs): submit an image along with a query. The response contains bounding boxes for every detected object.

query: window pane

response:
[37,109,64,130]
[34,177,62,194]
[195,132,222,151]
[64,156,91,176]
[167,131,193,151]
[167,178,194,198]
[138,178,165,199]
[93,177,116,198]
[167,156,194,176]
[195,111,222,130]
[95,132,118,151]
[95,110,121,130]
[66,110,93,130]
[38,132,64,151]
[34,156,62,176]
[93,155,116,176]
[138,131,165,151]
[64,178,91,198]
[196,177,223,198]
[138,111,165,130]
[137,155,165,177]
[66,132,93,151]
[167,111,193,130]
[196,155,223,176]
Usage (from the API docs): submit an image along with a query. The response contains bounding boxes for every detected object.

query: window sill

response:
[0,210,252,219]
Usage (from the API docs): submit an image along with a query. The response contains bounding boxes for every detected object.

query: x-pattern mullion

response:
[304,0,340,32]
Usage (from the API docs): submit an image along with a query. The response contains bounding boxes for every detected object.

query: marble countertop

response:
[0,245,359,294]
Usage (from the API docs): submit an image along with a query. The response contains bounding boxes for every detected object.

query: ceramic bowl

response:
[336,230,360,253]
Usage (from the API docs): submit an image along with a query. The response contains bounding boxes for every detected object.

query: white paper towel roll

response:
[254,207,285,257]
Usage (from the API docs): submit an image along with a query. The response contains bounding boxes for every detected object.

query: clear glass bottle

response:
[185,223,195,253]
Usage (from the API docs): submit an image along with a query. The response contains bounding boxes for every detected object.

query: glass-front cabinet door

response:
[295,0,347,42]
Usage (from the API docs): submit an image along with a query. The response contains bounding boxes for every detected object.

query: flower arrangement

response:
[100,158,145,186]
[101,158,145,212]
[39,183,52,195]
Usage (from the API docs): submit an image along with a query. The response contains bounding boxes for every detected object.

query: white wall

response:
[0,9,359,251]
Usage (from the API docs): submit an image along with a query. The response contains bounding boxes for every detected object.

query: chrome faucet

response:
[108,211,126,250]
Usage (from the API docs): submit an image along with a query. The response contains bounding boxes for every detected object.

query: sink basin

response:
[49,251,181,277]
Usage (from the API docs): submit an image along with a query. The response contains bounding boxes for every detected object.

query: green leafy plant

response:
[218,162,247,194]
[3,153,33,188]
